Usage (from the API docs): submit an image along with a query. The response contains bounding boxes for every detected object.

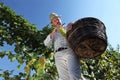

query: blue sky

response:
[0,0,120,78]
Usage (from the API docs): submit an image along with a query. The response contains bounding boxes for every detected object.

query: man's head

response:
[49,13,62,27]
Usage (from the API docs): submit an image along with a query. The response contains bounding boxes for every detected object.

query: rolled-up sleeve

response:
[44,34,53,47]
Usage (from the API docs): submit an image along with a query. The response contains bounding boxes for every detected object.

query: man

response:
[44,13,82,80]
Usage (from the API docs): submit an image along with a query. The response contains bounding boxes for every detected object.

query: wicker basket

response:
[66,17,107,58]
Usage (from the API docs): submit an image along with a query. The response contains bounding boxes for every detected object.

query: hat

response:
[49,13,59,21]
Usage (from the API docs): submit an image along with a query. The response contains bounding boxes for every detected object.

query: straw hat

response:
[49,13,59,21]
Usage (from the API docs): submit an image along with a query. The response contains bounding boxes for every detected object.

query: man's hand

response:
[50,25,61,37]
[56,24,61,31]
[67,22,74,31]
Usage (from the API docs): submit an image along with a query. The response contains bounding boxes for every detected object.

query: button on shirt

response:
[44,31,70,52]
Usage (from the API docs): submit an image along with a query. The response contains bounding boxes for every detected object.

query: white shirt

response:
[44,31,70,52]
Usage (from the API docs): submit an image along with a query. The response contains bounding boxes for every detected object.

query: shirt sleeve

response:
[44,34,53,47]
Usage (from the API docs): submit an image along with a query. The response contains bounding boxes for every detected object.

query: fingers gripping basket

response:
[66,17,107,58]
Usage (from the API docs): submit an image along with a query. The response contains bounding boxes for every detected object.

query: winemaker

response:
[44,13,82,80]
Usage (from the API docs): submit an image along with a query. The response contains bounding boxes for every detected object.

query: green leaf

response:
[11,56,16,62]
[24,65,30,75]
[0,52,5,58]
[17,65,21,70]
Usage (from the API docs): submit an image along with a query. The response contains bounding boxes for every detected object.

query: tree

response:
[81,45,120,80]
[0,3,120,80]
[0,3,57,80]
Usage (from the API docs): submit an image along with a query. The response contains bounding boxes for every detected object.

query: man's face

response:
[51,17,62,27]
